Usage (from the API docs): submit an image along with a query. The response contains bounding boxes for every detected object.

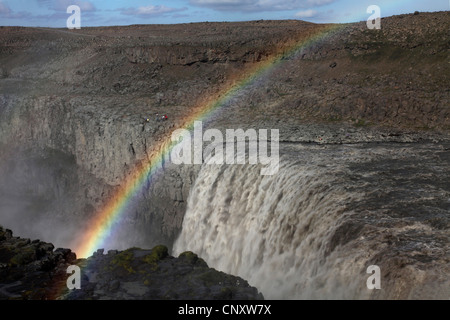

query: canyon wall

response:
[0,12,448,262]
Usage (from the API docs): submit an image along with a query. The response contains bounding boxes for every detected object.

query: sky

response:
[0,0,448,27]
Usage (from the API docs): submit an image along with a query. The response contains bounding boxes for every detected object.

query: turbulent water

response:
[173,144,363,299]
[1,139,448,299]
[173,143,450,299]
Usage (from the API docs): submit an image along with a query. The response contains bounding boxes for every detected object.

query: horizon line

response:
[0,9,447,29]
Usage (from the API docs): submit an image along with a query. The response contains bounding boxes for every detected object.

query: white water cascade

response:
[173,150,370,299]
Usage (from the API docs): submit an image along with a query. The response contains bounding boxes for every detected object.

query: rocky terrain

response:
[0,226,262,300]
[0,12,448,251]
[0,11,449,299]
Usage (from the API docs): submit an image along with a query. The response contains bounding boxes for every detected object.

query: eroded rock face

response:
[0,13,448,299]
[0,141,199,253]
[0,226,263,300]
[1,14,448,253]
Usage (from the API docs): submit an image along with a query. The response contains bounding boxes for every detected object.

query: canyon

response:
[0,11,449,299]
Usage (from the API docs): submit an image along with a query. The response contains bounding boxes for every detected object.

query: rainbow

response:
[73,22,345,259]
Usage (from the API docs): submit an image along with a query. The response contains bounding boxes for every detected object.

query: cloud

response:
[304,0,334,5]
[120,5,188,16]
[39,0,97,12]
[36,0,53,6]
[189,0,335,12]
[295,9,318,18]
[0,1,32,20]
[0,1,11,15]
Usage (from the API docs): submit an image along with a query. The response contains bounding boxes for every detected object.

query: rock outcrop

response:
[0,226,263,300]
[0,13,448,299]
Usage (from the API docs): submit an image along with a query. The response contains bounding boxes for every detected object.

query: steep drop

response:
[173,150,363,299]
[173,143,450,299]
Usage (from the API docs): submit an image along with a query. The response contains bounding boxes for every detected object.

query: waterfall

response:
[173,153,368,299]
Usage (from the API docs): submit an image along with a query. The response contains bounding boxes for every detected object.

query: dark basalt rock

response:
[0,226,263,300]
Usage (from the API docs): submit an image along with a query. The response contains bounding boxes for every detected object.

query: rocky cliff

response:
[0,12,449,299]
[1,13,448,253]
[0,226,262,300]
